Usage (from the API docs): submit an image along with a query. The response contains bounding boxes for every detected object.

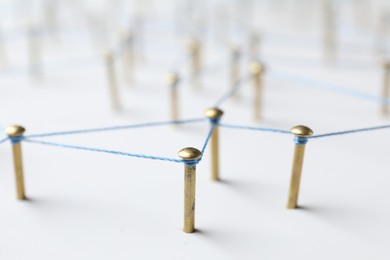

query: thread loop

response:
[9,136,24,144]
[294,136,308,145]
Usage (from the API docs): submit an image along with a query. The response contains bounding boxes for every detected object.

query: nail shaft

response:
[171,83,179,121]
[183,164,196,233]
[187,39,201,89]
[105,52,121,111]
[211,124,219,181]
[5,125,27,200]
[231,47,240,98]
[12,142,26,200]
[288,144,306,208]
[205,108,224,181]
[250,62,264,121]
[165,73,180,121]
[253,72,262,121]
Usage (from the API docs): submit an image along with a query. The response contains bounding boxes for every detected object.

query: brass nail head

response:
[164,72,179,85]
[290,125,313,137]
[204,108,224,120]
[5,125,26,137]
[178,147,202,161]
[249,62,265,75]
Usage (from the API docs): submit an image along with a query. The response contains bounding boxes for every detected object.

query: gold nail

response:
[164,72,180,121]
[382,61,390,115]
[104,50,121,111]
[186,38,201,89]
[249,62,265,122]
[178,147,202,233]
[5,125,27,200]
[287,125,313,209]
[204,108,224,181]
[231,47,241,98]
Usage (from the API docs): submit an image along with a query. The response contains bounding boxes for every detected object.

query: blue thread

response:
[219,122,390,141]
[0,137,9,145]
[214,75,251,107]
[294,136,308,145]
[9,136,23,144]
[182,159,201,167]
[7,120,390,166]
[0,127,6,138]
[310,124,390,139]
[268,69,390,106]
[201,120,218,154]
[206,117,221,125]
[219,123,291,134]
[24,138,186,164]
[26,118,206,139]
[179,120,217,167]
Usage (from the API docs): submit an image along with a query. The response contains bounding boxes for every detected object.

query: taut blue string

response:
[214,74,251,107]
[183,119,218,166]
[219,123,291,135]
[220,122,390,140]
[24,138,185,164]
[26,118,206,139]
[268,69,390,106]
[201,120,218,154]
[6,121,390,165]
[0,127,6,138]
[310,124,390,139]
[0,137,9,145]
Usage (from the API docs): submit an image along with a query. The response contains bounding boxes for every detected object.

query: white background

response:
[0,0,390,259]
